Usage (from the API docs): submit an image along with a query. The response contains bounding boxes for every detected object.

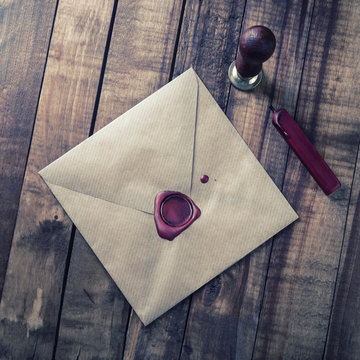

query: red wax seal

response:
[200,174,209,183]
[154,191,201,241]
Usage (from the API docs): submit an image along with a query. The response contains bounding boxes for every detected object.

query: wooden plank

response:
[53,1,186,358]
[122,1,248,358]
[0,0,57,297]
[324,146,360,359]
[0,0,115,358]
[252,0,360,358]
[179,0,315,359]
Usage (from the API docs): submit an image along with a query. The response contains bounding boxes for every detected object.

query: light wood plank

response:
[54,1,185,358]
[180,0,315,358]
[0,0,57,297]
[253,0,360,358]
[0,0,114,357]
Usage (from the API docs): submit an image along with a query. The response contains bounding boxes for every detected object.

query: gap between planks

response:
[249,0,316,357]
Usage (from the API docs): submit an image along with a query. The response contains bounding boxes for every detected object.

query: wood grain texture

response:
[253,0,360,358]
[54,1,185,358]
[180,0,315,359]
[1,0,359,358]
[0,0,114,358]
[0,0,57,298]
[324,144,360,360]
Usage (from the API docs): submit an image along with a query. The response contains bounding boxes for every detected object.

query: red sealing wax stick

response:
[269,106,341,195]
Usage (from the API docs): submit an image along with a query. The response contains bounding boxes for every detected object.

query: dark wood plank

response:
[0,0,57,298]
[122,1,248,358]
[252,0,360,358]
[0,0,115,357]
[324,145,360,360]
[54,1,186,358]
[179,0,315,359]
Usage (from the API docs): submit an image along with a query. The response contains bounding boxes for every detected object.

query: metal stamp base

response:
[228,61,262,91]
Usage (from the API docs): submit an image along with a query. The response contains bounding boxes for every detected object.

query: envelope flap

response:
[39,69,199,214]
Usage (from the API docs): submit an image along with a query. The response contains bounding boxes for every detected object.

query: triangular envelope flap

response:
[44,182,226,325]
[39,69,198,214]
[46,176,297,327]
[190,72,298,251]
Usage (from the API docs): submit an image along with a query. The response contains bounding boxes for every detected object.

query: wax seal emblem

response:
[154,191,201,240]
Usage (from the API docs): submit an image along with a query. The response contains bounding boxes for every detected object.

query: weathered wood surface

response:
[324,143,360,360]
[252,0,360,358]
[1,0,360,359]
[0,0,114,358]
[0,0,57,298]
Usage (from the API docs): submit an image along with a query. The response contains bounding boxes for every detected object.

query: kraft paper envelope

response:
[39,68,298,325]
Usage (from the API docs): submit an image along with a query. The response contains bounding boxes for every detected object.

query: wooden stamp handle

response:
[235,26,276,77]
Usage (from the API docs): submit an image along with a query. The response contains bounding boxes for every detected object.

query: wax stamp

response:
[228,25,276,91]
[154,191,201,241]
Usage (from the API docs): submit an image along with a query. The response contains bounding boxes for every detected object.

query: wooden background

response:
[0,0,359,358]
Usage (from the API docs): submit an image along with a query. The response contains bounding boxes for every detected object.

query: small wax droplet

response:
[201,175,209,183]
